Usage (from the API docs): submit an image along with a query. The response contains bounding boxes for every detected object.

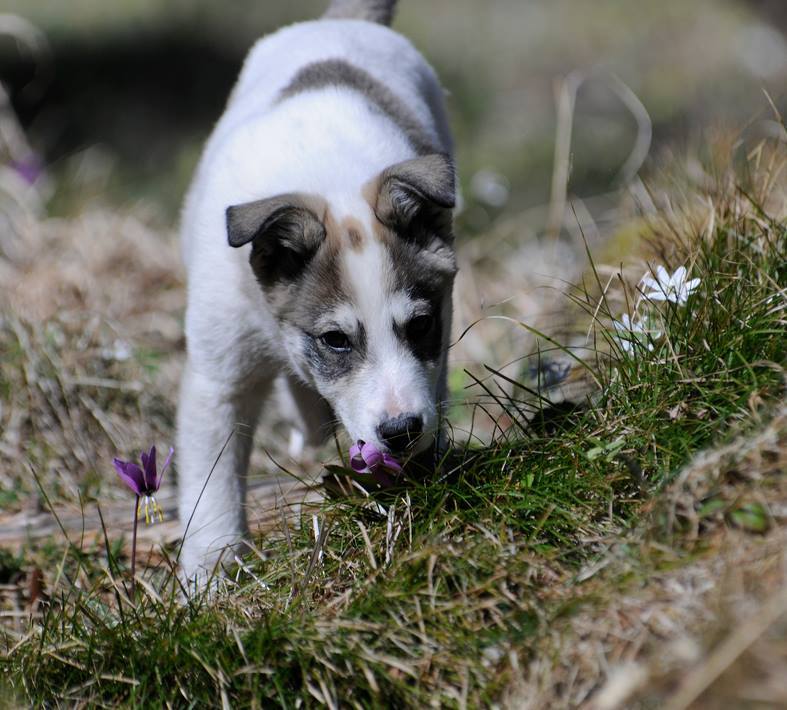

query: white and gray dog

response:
[177,0,456,581]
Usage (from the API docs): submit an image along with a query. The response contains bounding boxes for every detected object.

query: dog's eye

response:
[320,330,352,352]
[407,314,434,341]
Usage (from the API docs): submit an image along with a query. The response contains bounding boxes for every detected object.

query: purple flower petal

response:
[141,445,157,490]
[10,158,43,185]
[113,459,145,495]
[360,441,383,469]
[381,453,403,473]
[350,441,371,473]
[348,440,403,484]
[115,444,172,497]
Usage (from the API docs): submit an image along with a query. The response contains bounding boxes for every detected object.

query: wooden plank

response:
[0,473,323,557]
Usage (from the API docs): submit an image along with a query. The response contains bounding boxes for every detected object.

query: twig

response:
[664,588,787,710]
[547,71,583,239]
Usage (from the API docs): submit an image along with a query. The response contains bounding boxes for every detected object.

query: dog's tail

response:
[323,0,398,25]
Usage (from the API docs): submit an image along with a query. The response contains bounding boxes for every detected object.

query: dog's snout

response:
[377,414,423,453]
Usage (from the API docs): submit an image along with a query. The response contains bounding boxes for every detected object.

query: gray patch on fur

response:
[265,239,367,385]
[304,322,367,380]
[278,59,436,156]
[387,235,455,363]
[227,194,328,288]
[227,194,322,248]
[376,154,456,228]
[323,0,398,25]
[379,153,457,364]
[267,241,344,324]
[227,194,372,385]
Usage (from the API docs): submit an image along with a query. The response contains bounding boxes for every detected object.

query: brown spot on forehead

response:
[322,209,370,252]
[342,217,365,251]
[347,226,363,249]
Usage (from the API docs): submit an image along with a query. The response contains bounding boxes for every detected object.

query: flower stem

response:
[131,495,139,600]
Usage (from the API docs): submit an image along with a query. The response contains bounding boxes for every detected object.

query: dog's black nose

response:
[377,414,423,453]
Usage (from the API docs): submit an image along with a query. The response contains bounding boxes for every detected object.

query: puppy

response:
[177,0,456,581]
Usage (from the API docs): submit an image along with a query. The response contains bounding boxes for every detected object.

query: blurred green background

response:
[1,0,785,228]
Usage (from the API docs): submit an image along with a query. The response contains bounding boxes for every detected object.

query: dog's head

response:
[226,153,456,456]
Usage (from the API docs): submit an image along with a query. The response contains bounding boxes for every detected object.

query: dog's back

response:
[181,1,451,267]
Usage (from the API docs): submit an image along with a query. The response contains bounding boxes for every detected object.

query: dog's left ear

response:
[375,153,455,235]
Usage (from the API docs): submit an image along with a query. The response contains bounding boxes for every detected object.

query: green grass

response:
[1,145,786,706]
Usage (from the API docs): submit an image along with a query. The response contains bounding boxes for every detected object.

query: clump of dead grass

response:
[509,402,787,710]
[0,209,183,511]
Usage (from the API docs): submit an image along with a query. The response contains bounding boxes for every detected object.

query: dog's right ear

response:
[375,153,456,229]
[226,194,325,283]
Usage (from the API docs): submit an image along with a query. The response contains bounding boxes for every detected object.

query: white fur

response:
[333,241,440,445]
[177,18,453,581]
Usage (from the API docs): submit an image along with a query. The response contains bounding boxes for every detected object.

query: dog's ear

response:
[226,194,325,283]
[375,153,455,234]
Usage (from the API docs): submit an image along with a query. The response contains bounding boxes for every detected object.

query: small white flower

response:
[612,314,641,354]
[639,265,700,306]
[612,313,660,354]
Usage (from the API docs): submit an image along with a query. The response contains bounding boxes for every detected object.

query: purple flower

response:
[113,446,173,524]
[350,440,402,486]
[10,158,43,186]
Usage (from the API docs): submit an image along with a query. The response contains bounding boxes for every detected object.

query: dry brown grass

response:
[501,402,787,710]
[0,209,183,513]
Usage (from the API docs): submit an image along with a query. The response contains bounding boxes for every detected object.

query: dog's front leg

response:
[177,360,272,584]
